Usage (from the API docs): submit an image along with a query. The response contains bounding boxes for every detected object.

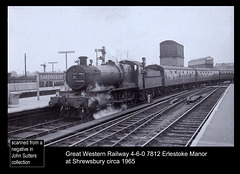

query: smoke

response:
[90,82,114,91]
[88,82,114,107]
[88,93,111,108]
[93,106,120,119]
[91,82,107,91]
[93,104,127,119]
[87,82,128,119]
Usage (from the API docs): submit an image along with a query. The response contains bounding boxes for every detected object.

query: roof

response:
[120,60,142,66]
[188,56,213,62]
[160,40,183,46]
[215,63,234,67]
[146,64,194,71]
[193,67,219,71]
[145,64,164,71]
[161,65,194,71]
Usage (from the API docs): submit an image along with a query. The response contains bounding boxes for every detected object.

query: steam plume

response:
[93,104,127,119]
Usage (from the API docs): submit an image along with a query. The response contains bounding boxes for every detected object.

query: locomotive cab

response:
[119,60,144,89]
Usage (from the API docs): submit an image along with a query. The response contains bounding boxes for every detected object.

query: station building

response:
[188,56,214,68]
[215,63,234,70]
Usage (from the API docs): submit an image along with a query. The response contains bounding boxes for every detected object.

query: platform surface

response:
[191,84,234,146]
[8,86,63,114]
[8,94,55,114]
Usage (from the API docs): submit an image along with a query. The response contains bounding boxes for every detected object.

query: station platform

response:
[8,86,62,114]
[8,94,55,114]
[17,86,61,93]
[191,84,234,146]
[18,86,62,98]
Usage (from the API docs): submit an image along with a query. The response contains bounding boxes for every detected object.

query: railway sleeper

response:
[158,139,189,146]
[147,122,161,127]
[170,127,196,132]
[94,139,119,147]
[172,125,199,130]
[170,128,197,133]
[178,123,202,127]
[177,121,203,125]
[101,144,113,147]
[169,130,196,135]
[134,135,150,140]
[164,132,194,139]
[175,121,202,126]
[152,140,187,146]
[182,118,204,121]
[190,111,211,116]
[157,131,189,138]
[136,130,155,135]
[157,139,187,144]
[34,128,53,132]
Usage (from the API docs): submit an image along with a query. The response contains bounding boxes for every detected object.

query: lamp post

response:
[58,51,75,71]
[48,62,58,72]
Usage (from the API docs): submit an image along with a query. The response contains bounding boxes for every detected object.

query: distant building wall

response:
[160,57,184,67]
[215,63,234,70]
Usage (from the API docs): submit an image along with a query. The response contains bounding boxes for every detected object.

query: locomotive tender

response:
[49,56,234,118]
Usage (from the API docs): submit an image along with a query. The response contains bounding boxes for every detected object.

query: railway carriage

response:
[142,65,196,97]
[218,69,234,83]
[194,68,220,85]
[162,66,196,89]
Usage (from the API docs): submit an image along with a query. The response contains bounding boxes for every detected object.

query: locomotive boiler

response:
[66,56,124,90]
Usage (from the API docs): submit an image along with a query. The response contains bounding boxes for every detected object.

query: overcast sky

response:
[8,6,234,74]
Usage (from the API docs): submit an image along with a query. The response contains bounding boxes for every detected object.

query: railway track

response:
[142,87,226,147]
[45,86,219,147]
[8,108,59,132]
[8,118,83,144]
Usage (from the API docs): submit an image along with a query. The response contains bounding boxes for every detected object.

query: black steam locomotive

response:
[49,56,234,118]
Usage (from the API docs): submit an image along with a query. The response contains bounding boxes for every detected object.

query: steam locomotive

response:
[48,56,234,118]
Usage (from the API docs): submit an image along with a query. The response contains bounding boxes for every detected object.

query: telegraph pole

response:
[58,51,75,71]
[24,53,27,77]
[48,62,58,72]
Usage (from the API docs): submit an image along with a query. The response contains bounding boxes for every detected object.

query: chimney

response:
[89,59,93,66]
[107,60,115,66]
[79,56,88,66]
[142,57,146,68]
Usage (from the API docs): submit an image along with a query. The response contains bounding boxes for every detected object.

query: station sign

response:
[36,72,65,100]
[39,73,64,81]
